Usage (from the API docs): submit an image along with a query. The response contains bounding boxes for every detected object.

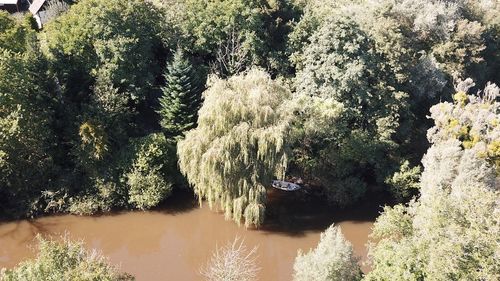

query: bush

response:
[293,224,362,281]
[201,237,259,281]
[1,235,134,281]
[125,133,176,210]
[385,161,421,201]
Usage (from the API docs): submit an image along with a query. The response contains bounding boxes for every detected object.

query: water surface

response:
[0,190,379,280]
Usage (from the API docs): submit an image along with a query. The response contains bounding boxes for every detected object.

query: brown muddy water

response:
[0,190,381,281]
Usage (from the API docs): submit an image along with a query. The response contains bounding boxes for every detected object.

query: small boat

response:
[271,180,302,191]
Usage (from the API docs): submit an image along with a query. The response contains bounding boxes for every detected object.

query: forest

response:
[0,0,498,280]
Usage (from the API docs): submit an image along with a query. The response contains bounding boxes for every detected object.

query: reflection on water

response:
[0,190,381,281]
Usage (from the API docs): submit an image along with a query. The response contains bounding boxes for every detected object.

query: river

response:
[0,190,380,280]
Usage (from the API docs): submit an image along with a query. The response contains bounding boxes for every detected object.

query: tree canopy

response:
[290,3,411,204]
[178,69,292,227]
[158,51,203,138]
[0,48,57,216]
[0,1,499,279]
[0,11,36,53]
[366,81,500,280]
[42,0,164,96]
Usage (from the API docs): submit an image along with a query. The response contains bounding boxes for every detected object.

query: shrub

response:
[1,235,134,281]
[201,237,259,281]
[293,224,362,281]
[125,133,176,210]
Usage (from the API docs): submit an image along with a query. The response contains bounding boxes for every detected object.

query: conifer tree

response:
[158,51,203,138]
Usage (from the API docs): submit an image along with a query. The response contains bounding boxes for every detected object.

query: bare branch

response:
[201,237,260,281]
[210,28,249,78]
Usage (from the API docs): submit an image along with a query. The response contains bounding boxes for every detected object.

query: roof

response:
[29,0,46,14]
[0,0,19,5]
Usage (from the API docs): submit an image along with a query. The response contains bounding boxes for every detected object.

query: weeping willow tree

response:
[177,69,292,227]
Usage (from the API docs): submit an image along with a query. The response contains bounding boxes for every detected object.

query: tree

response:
[0,11,36,53]
[42,0,164,151]
[291,0,498,100]
[1,235,134,281]
[42,1,166,169]
[201,237,259,281]
[177,69,292,227]
[210,29,250,78]
[43,0,165,97]
[426,79,500,168]
[358,0,497,86]
[293,224,362,281]
[0,49,57,216]
[154,0,301,77]
[158,51,203,138]
[291,9,411,205]
[287,0,500,205]
[125,133,176,210]
[158,0,265,63]
[37,0,173,215]
[366,81,500,280]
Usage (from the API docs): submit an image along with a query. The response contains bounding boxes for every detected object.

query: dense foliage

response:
[1,0,499,278]
[0,11,36,53]
[42,0,164,96]
[287,0,500,205]
[1,235,134,281]
[0,49,57,216]
[154,0,300,76]
[292,9,410,204]
[366,82,500,280]
[0,0,178,217]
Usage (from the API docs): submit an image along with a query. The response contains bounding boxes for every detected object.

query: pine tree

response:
[158,51,202,138]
